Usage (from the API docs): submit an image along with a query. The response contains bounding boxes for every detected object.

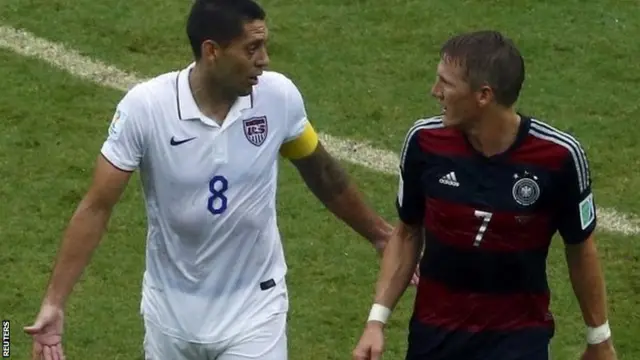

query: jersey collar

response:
[463,113,531,162]
[175,62,253,127]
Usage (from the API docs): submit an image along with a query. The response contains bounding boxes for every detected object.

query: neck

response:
[189,64,237,123]
[465,107,521,157]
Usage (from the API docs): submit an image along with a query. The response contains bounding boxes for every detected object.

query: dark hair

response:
[186,0,266,59]
[440,30,525,107]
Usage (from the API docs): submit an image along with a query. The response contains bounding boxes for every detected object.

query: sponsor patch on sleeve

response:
[108,109,127,140]
[579,192,595,230]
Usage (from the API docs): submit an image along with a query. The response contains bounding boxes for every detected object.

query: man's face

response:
[430,57,486,129]
[203,20,270,97]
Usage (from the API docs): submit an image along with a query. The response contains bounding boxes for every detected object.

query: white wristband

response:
[367,304,391,324]
[586,321,611,345]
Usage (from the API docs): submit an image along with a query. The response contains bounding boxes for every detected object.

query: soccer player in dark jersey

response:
[352,30,617,360]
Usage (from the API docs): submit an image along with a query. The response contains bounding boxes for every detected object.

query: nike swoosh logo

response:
[170,136,197,146]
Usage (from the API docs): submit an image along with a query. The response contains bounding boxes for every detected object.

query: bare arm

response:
[43,155,132,308]
[371,221,422,315]
[555,140,614,350]
[289,142,392,249]
[352,221,421,360]
[565,235,609,328]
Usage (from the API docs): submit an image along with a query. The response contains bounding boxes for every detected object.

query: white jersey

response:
[100,63,309,343]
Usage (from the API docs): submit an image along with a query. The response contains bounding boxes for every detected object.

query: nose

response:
[256,47,270,69]
[430,83,439,99]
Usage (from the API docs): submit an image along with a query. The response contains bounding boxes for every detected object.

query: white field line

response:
[1,25,638,236]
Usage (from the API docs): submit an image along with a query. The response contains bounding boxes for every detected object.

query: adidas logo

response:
[439,171,460,187]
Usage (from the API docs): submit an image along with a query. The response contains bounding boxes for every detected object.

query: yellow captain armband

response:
[279,121,319,159]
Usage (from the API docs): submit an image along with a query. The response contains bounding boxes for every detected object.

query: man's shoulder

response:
[255,71,299,97]
[526,116,588,160]
[402,116,448,143]
[124,70,179,104]
[526,117,592,192]
[257,70,296,86]
[399,115,450,162]
[113,71,180,132]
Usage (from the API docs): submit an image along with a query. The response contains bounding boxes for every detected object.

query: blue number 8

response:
[207,175,228,215]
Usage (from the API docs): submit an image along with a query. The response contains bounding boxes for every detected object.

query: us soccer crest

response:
[512,172,540,206]
[243,116,268,146]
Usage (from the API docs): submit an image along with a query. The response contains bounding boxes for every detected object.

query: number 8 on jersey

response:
[208,175,228,215]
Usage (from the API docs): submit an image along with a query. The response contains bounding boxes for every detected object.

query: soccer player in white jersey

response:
[24,1,393,359]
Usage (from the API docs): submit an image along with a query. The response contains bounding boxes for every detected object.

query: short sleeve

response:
[100,87,148,172]
[556,143,596,244]
[396,126,425,225]
[283,79,308,142]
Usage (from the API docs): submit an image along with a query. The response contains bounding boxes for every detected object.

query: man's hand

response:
[565,237,615,360]
[24,156,131,360]
[581,341,617,360]
[24,303,65,360]
[352,322,385,360]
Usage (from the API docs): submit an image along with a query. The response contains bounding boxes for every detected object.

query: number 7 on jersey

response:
[473,210,493,247]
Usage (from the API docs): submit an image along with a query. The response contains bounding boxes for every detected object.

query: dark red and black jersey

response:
[396,115,597,358]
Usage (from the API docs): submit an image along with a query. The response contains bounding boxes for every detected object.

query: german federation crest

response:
[243,116,268,146]
[512,174,540,206]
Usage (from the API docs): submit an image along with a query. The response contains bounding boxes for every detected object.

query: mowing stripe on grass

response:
[1,25,638,236]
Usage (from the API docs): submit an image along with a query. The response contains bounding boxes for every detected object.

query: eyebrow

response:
[247,38,266,46]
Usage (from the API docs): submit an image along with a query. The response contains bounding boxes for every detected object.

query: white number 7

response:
[473,210,493,247]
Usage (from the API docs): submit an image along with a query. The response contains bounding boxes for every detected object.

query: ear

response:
[201,40,223,62]
[476,84,494,108]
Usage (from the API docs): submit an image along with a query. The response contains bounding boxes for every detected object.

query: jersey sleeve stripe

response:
[399,116,444,171]
[529,121,589,192]
[529,120,590,189]
[530,119,588,167]
[529,127,587,192]
[530,120,589,185]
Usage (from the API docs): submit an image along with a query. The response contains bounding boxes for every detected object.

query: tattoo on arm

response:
[290,142,350,204]
[290,141,391,246]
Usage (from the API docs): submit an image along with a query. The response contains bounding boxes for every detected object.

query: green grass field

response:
[1,0,639,359]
